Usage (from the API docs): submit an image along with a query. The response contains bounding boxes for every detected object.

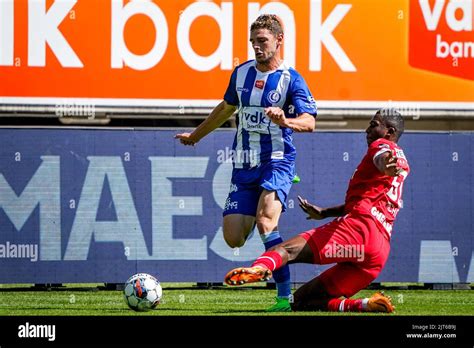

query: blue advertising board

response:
[0,128,472,284]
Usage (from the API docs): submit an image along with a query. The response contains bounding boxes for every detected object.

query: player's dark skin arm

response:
[374,151,404,177]
[297,152,403,220]
[297,195,345,220]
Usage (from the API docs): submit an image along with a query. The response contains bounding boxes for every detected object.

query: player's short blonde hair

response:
[250,14,284,36]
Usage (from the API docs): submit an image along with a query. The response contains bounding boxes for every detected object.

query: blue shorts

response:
[223,160,295,217]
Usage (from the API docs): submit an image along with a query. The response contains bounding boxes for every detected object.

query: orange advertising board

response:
[0,0,473,109]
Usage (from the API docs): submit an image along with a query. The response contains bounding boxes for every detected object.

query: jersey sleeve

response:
[223,68,239,106]
[369,139,410,172]
[394,147,410,172]
[288,73,317,117]
[370,139,393,164]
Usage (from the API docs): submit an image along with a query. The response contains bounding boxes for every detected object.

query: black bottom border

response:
[1,315,473,346]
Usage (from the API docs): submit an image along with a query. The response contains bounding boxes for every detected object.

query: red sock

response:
[328,298,367,312]
[251,251,282,271]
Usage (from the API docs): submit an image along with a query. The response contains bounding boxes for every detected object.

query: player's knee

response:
[290,291,328,312]
[290,290,313,311]
[223,232,245,248]
[289,296,304,311]
[224,238,245,249]
[290,297,327,312]
[255,217,277,233]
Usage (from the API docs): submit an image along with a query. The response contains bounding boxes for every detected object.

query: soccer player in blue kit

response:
[176,14,317,311]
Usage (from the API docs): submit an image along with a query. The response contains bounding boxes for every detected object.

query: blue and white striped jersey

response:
[224,60,317,169]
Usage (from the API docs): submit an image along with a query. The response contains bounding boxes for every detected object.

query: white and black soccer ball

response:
[123,273,162,312]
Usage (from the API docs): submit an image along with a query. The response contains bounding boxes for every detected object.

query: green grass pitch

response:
[0,283,473,316]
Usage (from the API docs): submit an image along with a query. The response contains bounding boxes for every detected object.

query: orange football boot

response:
[224,266,272,286]
[367,291,395,313]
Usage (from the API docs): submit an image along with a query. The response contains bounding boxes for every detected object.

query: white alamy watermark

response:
[55,102,96,119]
[323,242,365,262]
[0,241,38,262]
[383,101,421,120]
[18,322,55,342]
[217,147,258,165]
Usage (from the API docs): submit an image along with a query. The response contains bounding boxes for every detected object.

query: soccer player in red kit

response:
[224,109,409,313]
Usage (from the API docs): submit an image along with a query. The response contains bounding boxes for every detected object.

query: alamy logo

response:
[18,322,56,341]
[217,147,258,165]
[55,102,96,119]
[323,242,365,262]
[0,241,38,262]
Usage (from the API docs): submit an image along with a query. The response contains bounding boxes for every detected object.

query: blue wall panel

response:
[0,129,472,284]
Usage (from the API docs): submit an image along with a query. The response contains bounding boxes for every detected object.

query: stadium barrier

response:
[0,128,472,284]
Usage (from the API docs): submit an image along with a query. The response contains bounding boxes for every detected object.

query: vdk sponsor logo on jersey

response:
[241,108,270,132]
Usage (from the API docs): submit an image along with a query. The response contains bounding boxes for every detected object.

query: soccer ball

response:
[123,273,162,312]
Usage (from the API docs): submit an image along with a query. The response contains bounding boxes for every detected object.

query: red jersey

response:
[344,138,410,239]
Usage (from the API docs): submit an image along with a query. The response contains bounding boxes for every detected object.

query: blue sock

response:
[260,231,291,298]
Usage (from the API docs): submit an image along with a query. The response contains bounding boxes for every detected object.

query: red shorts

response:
[300,212,390,298]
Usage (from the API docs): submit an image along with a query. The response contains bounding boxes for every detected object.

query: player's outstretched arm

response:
[374,151,407,177]
[298,195,345,220]
[265,107,315,132]
[175,101,237,146]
